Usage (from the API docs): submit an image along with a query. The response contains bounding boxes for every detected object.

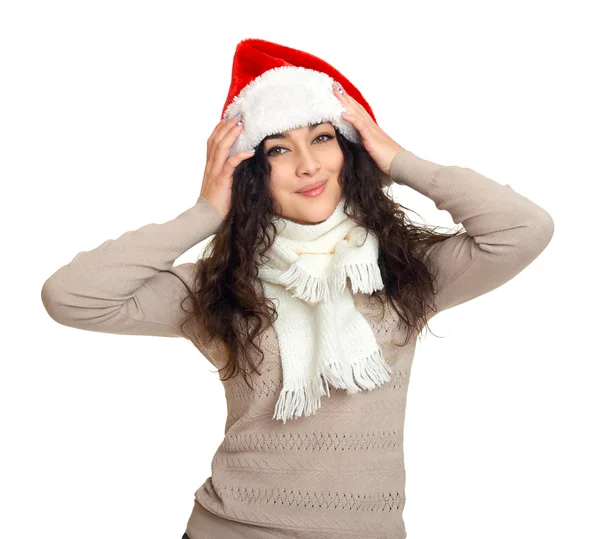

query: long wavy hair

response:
[179,127,464,389]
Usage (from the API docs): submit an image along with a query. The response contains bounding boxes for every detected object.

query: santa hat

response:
[221,38,378,157]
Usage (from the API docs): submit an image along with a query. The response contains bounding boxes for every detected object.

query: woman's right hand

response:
[198,114,255,221]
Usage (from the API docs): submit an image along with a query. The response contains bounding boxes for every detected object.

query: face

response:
[263,122,343,225]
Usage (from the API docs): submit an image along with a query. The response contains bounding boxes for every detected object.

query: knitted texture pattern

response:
[40,150,554,539]
[256,195,391,424]
[190,291,413,539]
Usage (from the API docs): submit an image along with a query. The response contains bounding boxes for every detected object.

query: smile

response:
[296,181,327,197]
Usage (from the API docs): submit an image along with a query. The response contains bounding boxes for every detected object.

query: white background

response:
[2,1,598,538]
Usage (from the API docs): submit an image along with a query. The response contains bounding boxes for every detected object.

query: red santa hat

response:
[221,38,378,157]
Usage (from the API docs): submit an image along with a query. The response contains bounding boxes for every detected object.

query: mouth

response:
[296,180,328,197]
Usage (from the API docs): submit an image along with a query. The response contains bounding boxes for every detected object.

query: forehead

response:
[264,121,333,141]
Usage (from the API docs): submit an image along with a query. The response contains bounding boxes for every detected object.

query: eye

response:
[266,133,334,158]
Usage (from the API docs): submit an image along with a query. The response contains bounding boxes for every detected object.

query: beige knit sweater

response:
[41,150,554,538]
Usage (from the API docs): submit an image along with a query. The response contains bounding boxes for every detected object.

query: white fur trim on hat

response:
[224,66,360,157]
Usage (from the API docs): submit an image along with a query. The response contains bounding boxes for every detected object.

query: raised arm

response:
[389,150,554,316]
[41,197,224,338]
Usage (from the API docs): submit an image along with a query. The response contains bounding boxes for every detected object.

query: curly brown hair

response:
[178,127,464,389]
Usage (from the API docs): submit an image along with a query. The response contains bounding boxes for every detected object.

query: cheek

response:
[328,146,344,170]
[269,163,300,189]
[268,174,293,203]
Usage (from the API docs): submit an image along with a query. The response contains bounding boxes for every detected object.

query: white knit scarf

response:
[257,196,393,423]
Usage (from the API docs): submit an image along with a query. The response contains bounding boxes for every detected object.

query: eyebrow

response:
[264,122,328,141]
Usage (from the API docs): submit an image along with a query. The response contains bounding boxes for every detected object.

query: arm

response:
[41,197,224,338]
[389,150,555,316]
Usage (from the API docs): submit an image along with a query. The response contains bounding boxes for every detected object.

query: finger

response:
[208,115,242,153]
[205,117,233,174]
[207,117,244,175]
[332,82,370,122]
[332,81,348,103]
[212,120,248,173]
[207,115,235,149]
[336,102,368,136]
[221,150,256,176]
[332,83,357,117]
[336,84,359,106]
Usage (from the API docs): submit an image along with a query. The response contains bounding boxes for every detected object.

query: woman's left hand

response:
[332,82,406,176]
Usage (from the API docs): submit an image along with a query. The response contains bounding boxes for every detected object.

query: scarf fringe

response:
[279,261,384,303]
[273,374,330,424]
[350,347,393,389]
[262,202,390,423]
[323,347,393,393]
[346,262,384,295]
[272,347,393,423]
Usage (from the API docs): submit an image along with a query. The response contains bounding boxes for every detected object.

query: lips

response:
[296,180,327,193]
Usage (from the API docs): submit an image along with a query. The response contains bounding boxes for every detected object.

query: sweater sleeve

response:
[389,150,555,317]
[41,196,224,338]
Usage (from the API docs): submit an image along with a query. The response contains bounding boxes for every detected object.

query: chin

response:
[290,192,341,225]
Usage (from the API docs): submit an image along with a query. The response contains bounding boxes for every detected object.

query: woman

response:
[41,38,554,538]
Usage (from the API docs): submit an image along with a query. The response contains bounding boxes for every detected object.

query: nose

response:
[295,145,321,177]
